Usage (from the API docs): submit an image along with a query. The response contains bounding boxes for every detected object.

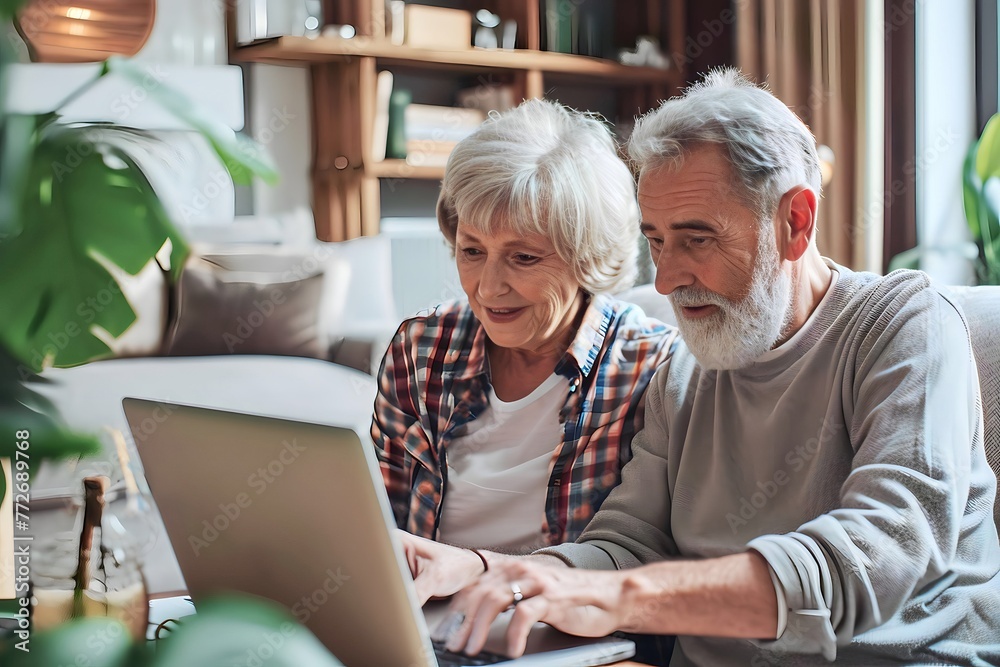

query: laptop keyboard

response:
[432,639,510,666]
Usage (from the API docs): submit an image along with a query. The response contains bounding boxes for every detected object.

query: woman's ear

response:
[776,186,818,262]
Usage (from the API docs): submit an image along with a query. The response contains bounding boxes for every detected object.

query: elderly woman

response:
[371,99,677,555]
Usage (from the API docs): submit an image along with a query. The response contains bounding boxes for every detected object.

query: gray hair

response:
[628,68,821,219]
[437,98,639,295]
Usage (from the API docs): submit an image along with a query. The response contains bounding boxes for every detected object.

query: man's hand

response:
[441,557,628,658]
[398,530,487,604]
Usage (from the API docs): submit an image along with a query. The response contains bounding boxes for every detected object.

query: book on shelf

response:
[542,0,573,54]
[405,139,455,168]
[378,101,485,164]
[385,88,411,160]
[407,139,458,155]
[456,84,516,113]
[388,1,473,50]
[372,70,394,162]
[540,0,614,58]
[404,104,486,143]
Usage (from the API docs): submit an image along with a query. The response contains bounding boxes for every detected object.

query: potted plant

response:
[0,2,345,663]
[964,113,1000,285]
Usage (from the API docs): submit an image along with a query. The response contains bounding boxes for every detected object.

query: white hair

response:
[629,68,821,218]
[437,98,640,295]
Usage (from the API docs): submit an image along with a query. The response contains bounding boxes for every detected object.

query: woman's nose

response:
[477,257,509,299]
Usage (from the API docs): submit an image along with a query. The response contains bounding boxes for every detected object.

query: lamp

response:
[15,0,156,63]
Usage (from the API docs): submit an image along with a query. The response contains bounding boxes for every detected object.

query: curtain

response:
[735,0,864,268]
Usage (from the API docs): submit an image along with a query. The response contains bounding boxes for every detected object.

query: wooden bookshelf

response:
[234,36,681,86]
[228,1,687,242]
[367,159,446,180]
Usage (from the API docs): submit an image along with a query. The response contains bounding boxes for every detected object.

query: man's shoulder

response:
[830,265,972,367]
[835,265,963,326]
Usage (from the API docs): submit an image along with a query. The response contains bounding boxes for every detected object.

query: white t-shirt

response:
[436,373,569,553]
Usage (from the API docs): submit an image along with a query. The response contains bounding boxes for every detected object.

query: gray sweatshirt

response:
[541,263,1000,665]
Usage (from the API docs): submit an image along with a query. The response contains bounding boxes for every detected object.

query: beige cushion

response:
[162,249,327,358]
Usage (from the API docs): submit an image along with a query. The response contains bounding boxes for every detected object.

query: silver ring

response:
[510,582,523,606]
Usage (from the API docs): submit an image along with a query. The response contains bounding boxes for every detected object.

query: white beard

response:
[669,230,792,370]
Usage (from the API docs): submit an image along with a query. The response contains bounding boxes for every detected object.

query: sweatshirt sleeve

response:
[536,364,680,569]
[747,287,981,660]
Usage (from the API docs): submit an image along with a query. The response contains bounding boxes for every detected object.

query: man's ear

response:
[775,186,818,261]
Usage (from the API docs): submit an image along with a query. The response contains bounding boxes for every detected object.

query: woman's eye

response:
[461,247,483,257]
[514,253,540,264]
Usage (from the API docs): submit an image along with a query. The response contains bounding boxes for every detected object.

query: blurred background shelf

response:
[226,1,688,242]
[234,35,680,86]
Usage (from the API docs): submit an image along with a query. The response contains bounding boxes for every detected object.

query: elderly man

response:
[400,69,1000,665]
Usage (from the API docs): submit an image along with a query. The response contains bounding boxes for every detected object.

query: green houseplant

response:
[0,3,346,664]
[964,112,1000,285]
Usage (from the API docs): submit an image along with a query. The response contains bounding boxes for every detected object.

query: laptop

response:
[123,398,635,667]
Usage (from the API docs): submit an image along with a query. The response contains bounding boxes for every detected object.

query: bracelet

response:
[468,548,489,574]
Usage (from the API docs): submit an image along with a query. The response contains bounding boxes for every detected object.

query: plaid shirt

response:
[371,293,678,547]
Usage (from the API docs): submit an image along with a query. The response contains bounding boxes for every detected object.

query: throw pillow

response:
[162,248,326,358]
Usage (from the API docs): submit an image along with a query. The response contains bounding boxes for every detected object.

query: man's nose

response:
[653,251,694,296]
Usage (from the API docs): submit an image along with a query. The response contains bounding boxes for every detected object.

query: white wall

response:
[915,0,977,284]
[133,0,227,66]
[248,64,312,216]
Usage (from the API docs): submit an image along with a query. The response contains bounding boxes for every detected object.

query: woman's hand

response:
[398,530,487,604]
[440,557,628,658]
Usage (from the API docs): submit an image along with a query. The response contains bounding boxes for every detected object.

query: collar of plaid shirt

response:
[430,293,624,545]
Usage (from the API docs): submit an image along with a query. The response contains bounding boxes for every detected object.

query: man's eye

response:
[689,237,710,247]
[646,237,663,248]
[514,254,539,263]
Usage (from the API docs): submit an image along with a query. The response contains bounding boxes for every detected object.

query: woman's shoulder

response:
[391,300,480,352]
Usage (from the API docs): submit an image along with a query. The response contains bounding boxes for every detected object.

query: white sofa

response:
[32,354,377,595]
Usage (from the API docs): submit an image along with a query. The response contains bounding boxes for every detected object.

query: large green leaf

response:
[149,596,345,667]
[0,415,100,465]
[0,29,34,239]
[975,113,1000,180]
[0,345,100,463]
[0,114,35,239]
[0,0,29,20]
[106,57,280,186]
[0,453,5,523]
[964,141,983,240]
[4,617,135,667]
[980,176,1000,284]
[0,128,189,371]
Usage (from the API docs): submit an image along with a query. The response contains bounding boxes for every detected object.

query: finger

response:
[461,582,520,656]
[413,569,435,606]
[505,595,548,657]
[443,578,503,654]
